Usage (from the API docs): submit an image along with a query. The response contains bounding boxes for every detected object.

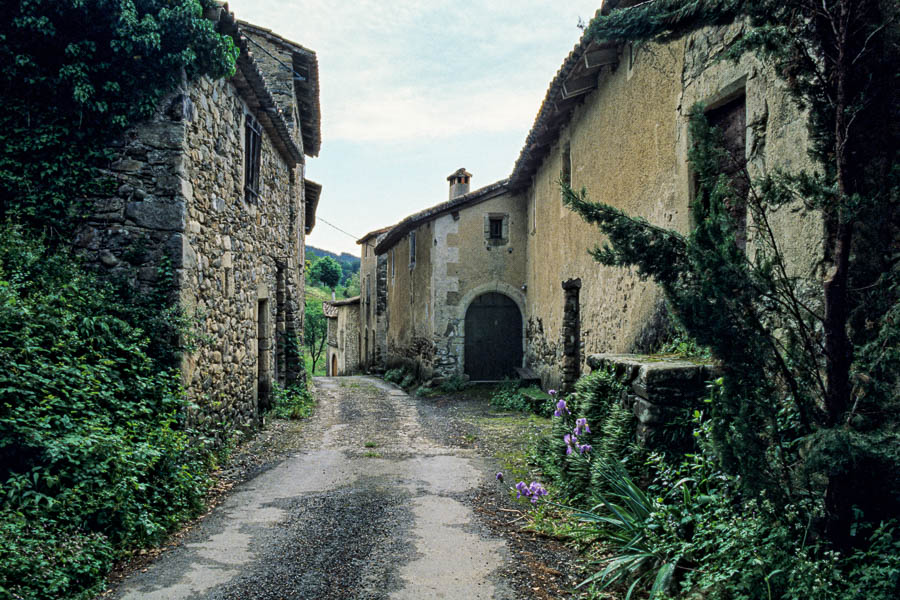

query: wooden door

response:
[464,293,523,380]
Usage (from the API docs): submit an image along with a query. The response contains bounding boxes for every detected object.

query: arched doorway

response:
[464,292,523,380]
[331,354,338,376]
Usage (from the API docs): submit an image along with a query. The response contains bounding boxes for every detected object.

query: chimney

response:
[447,168,472,200]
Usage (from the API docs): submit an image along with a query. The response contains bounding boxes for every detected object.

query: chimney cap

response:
[447,167,472,181]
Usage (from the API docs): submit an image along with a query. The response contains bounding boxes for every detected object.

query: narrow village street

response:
[106,377,581,600]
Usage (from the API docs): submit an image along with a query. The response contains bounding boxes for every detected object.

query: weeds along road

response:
[107,376,581,599]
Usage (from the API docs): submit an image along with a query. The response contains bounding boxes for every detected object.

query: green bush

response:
[383,368,404,384]
[0,227,210,597]
[271,384,316,420]
[490,381,554,416]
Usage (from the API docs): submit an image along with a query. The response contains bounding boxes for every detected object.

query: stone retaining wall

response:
[587,353,720,445]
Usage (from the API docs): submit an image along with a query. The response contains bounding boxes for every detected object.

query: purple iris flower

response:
[553,399,570,417]
[578,444,593,454]
[515,481,529,499]
[548,389,557,396]
[574,418,591,436]
[496,472,504,482]
[564,433,577,455]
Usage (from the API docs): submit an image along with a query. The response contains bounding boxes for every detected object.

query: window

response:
[244,113,262,202]
[561,142,572,188]
[391,248,395,281]
[489,217,503,239]
[409,231,416,267]
[484,213,509,245]
[697,94,748,249]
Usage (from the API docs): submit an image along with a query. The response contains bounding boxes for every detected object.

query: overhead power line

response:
[316,216,361,241]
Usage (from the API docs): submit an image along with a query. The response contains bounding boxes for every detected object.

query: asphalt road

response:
[109,376,526,599]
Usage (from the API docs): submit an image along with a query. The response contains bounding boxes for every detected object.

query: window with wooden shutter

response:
[244,113,262,203]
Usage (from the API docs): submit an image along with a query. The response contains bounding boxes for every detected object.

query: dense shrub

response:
[489,380,554,416]
[0,226,210,597]
[271,384,316,420]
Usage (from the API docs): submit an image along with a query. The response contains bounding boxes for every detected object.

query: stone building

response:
[356,226,391,371]
[372,1,823,391]
[74,6,322,437]
[324,297,361,376]
[374,171,528,382]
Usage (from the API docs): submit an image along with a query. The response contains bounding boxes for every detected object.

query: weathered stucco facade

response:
[75,9,322,439]
[357,227,390,371]
[508,14,821,389]
[324,297,360,376]
[375,174,527,381]
[371,3,823,391]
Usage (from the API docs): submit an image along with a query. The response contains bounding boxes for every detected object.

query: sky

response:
[226,0,603,256]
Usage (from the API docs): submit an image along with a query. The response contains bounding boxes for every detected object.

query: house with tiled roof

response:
[370,0,822,392]
[75,5,323,437]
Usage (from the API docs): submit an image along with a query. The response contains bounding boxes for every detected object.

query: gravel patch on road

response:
[103,377,589,599]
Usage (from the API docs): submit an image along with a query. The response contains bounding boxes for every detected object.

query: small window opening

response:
[244,114,262,202]
[561,142,572,188]
[489,218,503,240]
[409,231,417,267]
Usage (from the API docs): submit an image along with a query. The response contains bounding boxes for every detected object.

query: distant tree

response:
[304,300,327,373]
[309,256,342,289]
[341,272,360,298]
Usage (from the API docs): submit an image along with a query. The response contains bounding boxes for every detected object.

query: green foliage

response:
[304,299,327,373]
[0,225,210,598]
[270,383,316,420]
[308,256,343,290]
[575,416,900,600]
[489,381,554,417]
[0,0,239,233]
[383,368,405,384]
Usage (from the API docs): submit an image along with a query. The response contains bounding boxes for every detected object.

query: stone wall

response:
[429,190,527,379]
[79,70,306,443]
[74,84,193,296]
[384,222,434,378]
[587,353,720,446]
[523,39,687,391]
[179,74,304,437]
[326,301,360,375]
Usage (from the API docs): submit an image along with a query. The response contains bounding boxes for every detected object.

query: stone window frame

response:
[484,212,509,246]
[244,112,262,203]
[409,231,416,268]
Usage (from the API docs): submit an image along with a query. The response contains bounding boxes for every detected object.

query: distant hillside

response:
[306,245,360,268]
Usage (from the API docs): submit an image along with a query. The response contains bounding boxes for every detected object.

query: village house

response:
[74,6,322,438]
[356,226,391,371]
[323,297,361,376]
[373,170,528,382]
[371,0,822,392]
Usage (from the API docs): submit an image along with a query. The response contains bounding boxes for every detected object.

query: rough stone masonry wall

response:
[75,85,193,295]
[179,74,303,439]
[587,353,720,447]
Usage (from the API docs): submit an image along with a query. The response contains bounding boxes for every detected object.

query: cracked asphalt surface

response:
[107,376,581,599]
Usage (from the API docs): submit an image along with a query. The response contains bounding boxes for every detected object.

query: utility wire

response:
[316,216,361,242]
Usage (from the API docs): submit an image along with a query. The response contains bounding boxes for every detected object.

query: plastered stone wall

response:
[384,223,434,378]
[677,23,823,280]
[524,27,824,390]
[359,232,388,370]
[524,39,687,390]
[430,191,527,378]
[179,75,305,437]
[326,302,360,375]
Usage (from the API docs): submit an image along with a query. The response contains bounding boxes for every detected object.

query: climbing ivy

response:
[0,0,238,235]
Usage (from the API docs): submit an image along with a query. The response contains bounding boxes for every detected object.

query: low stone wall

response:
[587,353,720,445]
